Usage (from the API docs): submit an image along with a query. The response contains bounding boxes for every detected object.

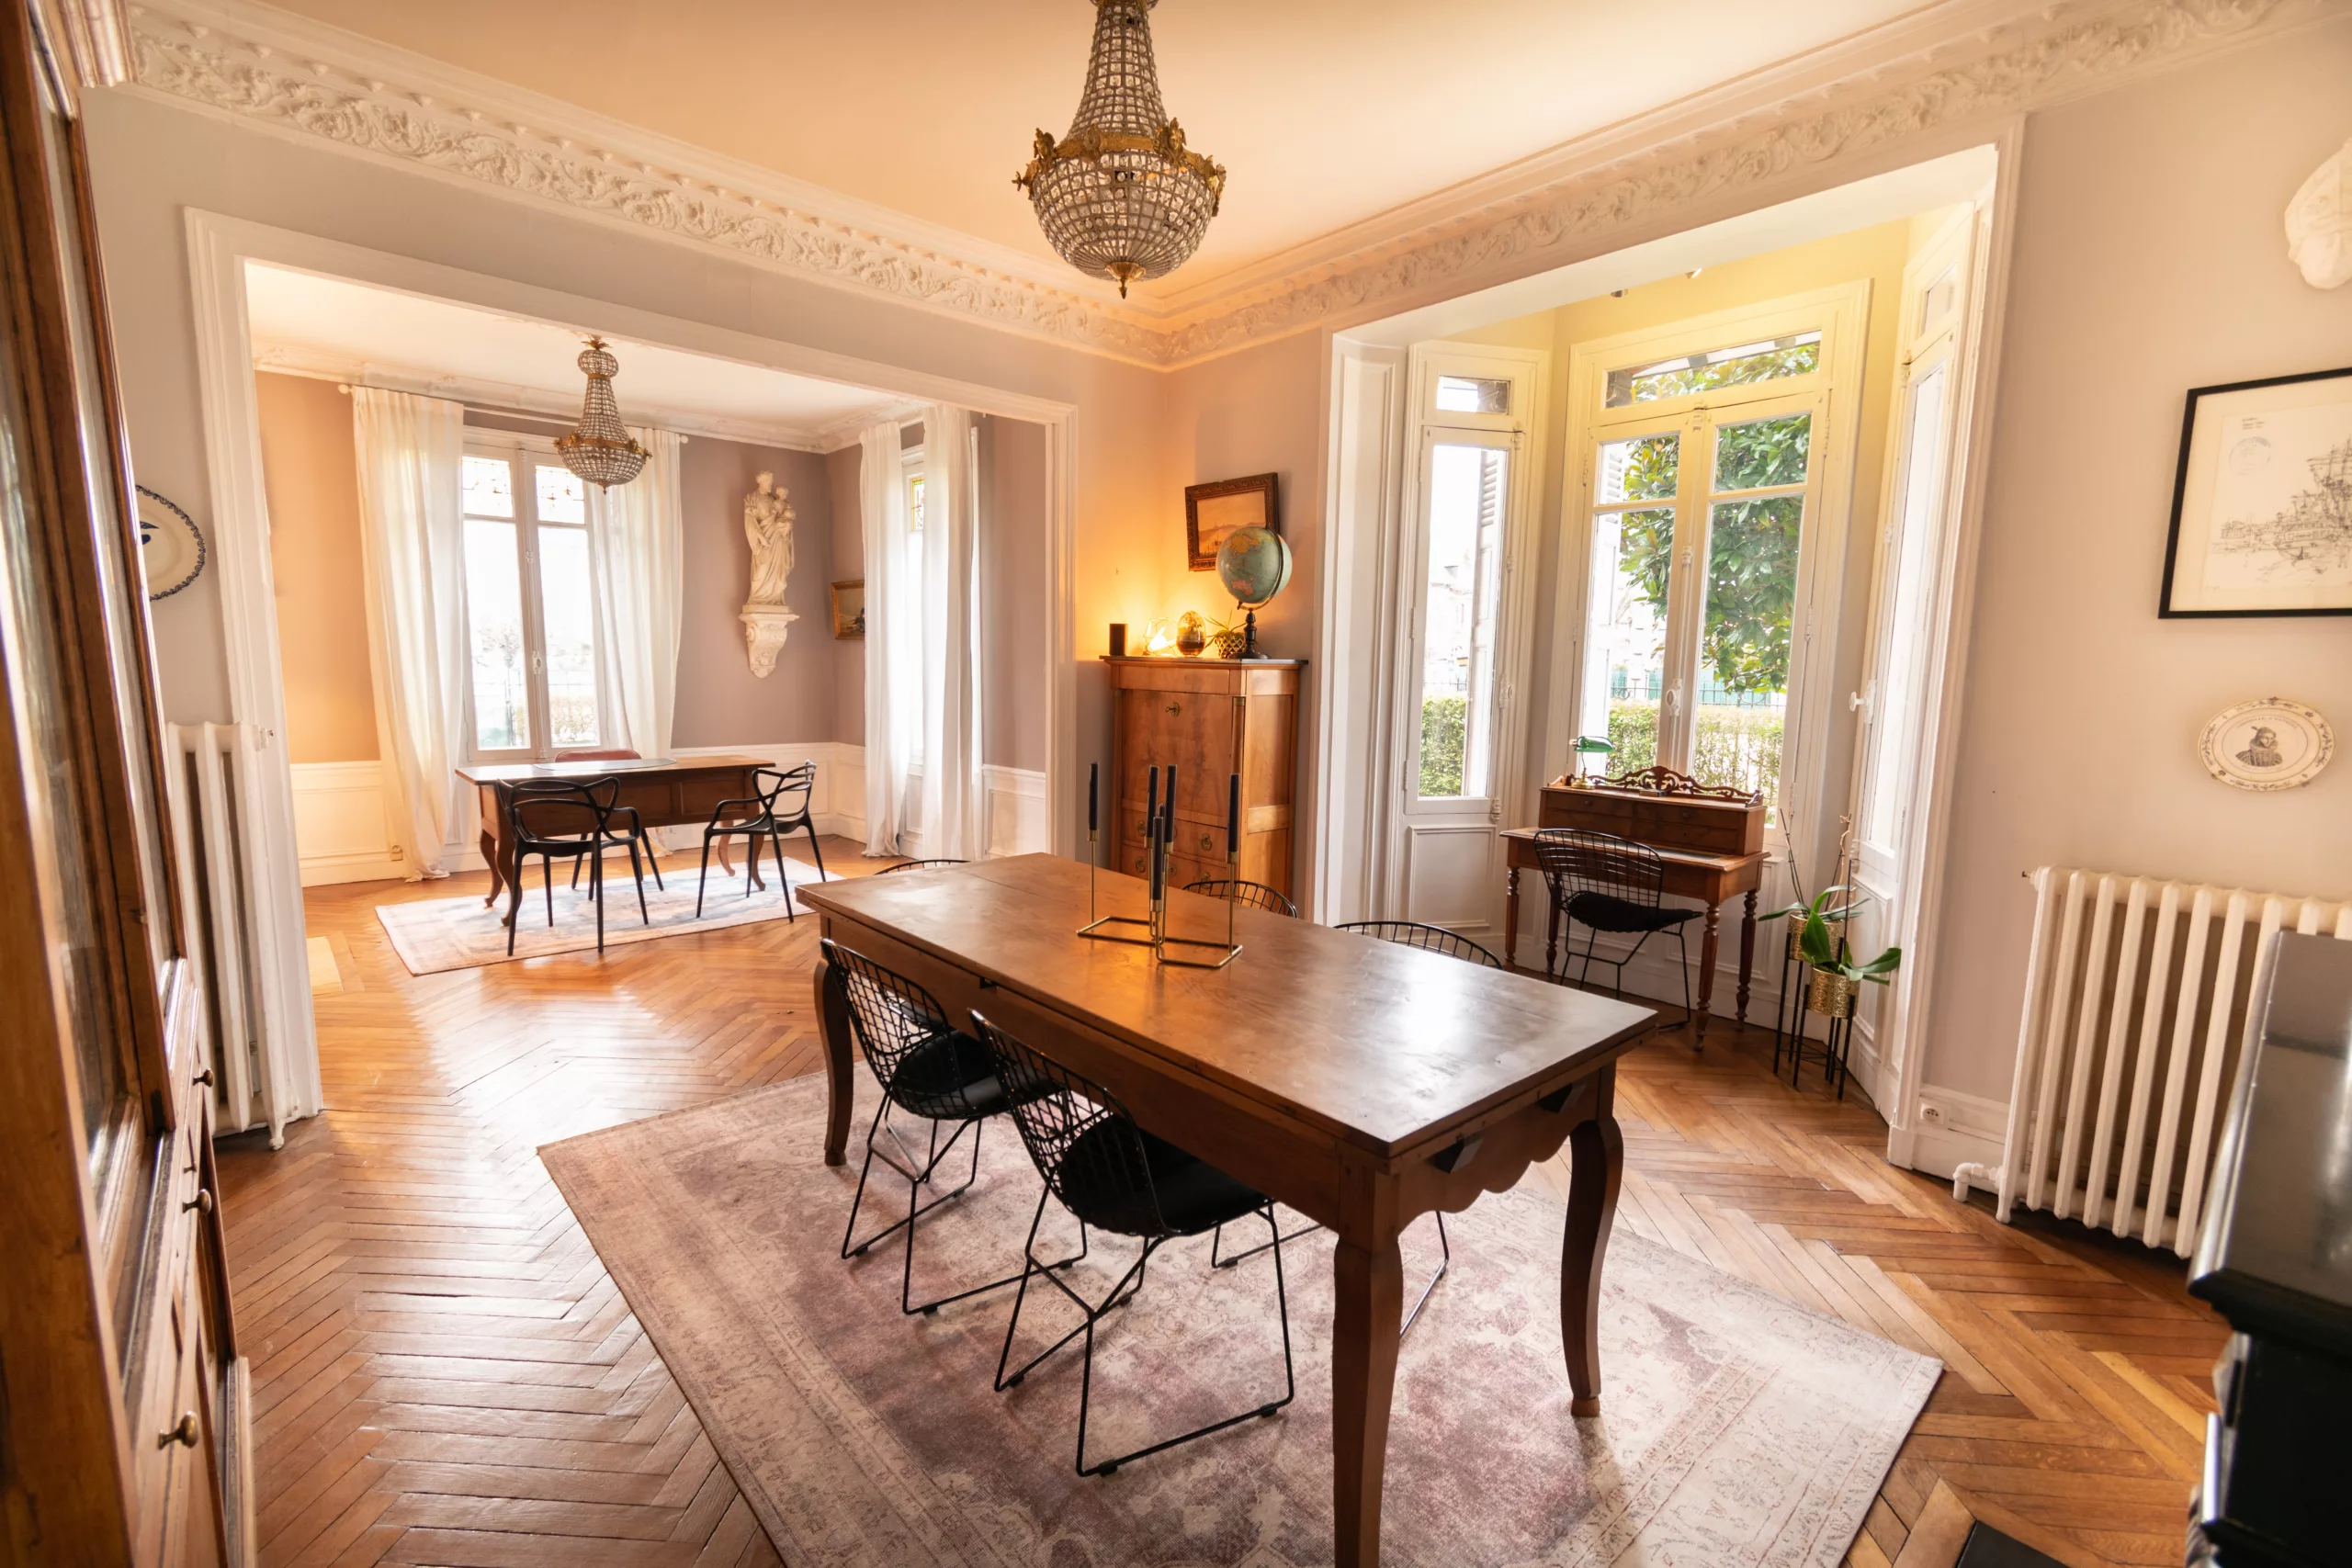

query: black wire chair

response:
[1333,919,1504,970]
[825,939,1069,1316]
[878,858,969,874]
[1531,828,1697,1021]
[1219,919,1506,1337]
[694,761,823,919]
[973,1011,1294,1478]
[1182,878,1297,918]
[503,777,650,956]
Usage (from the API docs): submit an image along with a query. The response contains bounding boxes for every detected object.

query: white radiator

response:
[1960,865,2352,1256]
[165,721,313,1144]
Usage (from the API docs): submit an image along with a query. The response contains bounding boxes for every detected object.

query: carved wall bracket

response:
[740,604,798,679]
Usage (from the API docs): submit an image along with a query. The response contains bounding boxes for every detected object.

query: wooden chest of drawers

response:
[1104,657,1304,901]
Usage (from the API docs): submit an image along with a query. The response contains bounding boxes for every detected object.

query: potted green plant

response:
[1759,818,1899,1017]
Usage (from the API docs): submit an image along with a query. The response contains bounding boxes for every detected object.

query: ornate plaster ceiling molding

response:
[121,2,1169,366]
[1155,0,2328,362]
[120,0,2334,372]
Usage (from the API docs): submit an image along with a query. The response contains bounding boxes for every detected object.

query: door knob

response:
[159,1412,199,1449]
[193,1067,213,1088]
[183,1189,214,1216]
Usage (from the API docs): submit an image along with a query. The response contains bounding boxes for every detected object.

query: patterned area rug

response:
[542,1075,1939,1567]
[376,854,836,975]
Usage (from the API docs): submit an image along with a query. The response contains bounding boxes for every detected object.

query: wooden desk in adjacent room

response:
[458,754,777,919]
[799,854,1656,1568]
[1500,828,1766,1043]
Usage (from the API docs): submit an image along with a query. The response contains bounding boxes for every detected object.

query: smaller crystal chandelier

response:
[1014,0,1226,298]
[556,337,647,490]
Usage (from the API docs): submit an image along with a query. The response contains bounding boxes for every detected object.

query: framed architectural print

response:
[2159,364,2352,616]
[1185,472,1277,571]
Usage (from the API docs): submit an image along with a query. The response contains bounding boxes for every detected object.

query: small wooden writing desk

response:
[1501,827,1766,1043]
[798,854,1656,1567]
[457,754,776,919]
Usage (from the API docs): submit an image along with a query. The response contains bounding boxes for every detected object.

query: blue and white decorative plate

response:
[136,484,205,600]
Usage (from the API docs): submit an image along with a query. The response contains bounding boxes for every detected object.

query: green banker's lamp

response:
[1215,525,1292,660]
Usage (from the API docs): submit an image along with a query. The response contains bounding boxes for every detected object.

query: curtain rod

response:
[333,383,689,441]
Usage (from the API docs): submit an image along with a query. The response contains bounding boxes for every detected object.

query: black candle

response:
[1148,811,1167,900]
[1088,761,1098,834]
[1146,765,1159,840]
[1227,772,1240,856]
[1164,762,1179,834]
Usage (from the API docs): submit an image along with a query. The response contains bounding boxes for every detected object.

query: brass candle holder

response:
[1153,844,1241,970]
[1075,821,1158,946]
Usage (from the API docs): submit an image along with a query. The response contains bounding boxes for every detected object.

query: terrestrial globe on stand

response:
[1214,525,1291,660]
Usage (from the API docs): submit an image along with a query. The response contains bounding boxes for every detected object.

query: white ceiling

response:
[248,0,1937,300]
[243,264,902,447]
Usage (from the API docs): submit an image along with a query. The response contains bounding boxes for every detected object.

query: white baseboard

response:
[1888,1082,2007,1179]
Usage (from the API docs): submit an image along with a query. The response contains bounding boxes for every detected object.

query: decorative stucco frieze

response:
[121,0,2325,369]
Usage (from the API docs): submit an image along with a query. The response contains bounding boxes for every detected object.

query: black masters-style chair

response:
[694,761,822,919]
[554,748,663,890]
[1532,827,1698,1021]
[503,776,650,956]
[1182,878,1297,918]
[973,1011,1294,1478]
[825,939,1061,1316]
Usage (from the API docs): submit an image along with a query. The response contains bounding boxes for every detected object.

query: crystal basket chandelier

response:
[1014,0,1225,298]
[556,337,647,490]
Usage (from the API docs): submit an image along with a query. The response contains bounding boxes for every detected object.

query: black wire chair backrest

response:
[1336,919,1504,968]
[971,1011,1167,1240]
[877,858,969,875]
[506,777,620,845]
[1182,878,1298,918]
[751,761,817,825]
[820,938,973,1119]
[1532,827,1665,910]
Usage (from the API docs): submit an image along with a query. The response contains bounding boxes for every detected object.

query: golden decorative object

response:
[1013,0,1225,298]
[1175,610,1207,656]
[555,337,647,490]
[1806,968,1860,1019]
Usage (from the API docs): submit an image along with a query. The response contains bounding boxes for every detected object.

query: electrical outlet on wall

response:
[1917,1101,1947,1128]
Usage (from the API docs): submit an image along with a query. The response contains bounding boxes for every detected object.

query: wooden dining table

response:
[456,754,778,920]
[797,853,1657,1566]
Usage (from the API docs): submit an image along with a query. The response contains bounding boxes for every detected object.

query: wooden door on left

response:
[0,2,252,1564]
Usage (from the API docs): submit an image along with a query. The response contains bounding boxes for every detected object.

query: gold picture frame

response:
[1185,472,1278,572]
[830,580,865,638]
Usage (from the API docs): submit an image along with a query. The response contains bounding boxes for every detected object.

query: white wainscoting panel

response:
[289,760,402,886]
[983,764,1049,858]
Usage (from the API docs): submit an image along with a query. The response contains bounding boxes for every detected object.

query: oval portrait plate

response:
[137,484,206,600]
[2199,697,2332,792]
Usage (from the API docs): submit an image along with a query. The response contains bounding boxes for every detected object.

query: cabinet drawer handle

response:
[160,1412,199,1450]
[183,1189,214,1216]
[1197,831,1215,852]
[1164,701,1182,716]
[194,1067,213,1088]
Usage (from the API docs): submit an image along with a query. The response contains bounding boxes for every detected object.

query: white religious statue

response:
[739,471,800,678]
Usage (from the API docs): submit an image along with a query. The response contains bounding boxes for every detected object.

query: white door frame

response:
[183,209,1081,1122]
[1379,343,1548,931]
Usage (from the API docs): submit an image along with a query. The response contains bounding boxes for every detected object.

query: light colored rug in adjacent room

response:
[378,854,835,975]
[541,1074,1939,1568]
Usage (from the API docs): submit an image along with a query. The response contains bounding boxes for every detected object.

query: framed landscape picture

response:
[1185,472,1278,571]
[2160,365,2352,616]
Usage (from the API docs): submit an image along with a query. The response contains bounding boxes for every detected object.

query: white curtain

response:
[918,405,985,861]
[861,420,912,854]
[588,426,684,761]
[350,388,467,879]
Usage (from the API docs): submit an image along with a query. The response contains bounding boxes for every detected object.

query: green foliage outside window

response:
[1419,695,1466,797]
[1616,414,1808,698]
[1605,699,1781,800]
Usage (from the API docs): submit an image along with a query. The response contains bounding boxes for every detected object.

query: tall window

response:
[460,442,605,760]
[1574,321,1835,816]
[1416,441,1509,797]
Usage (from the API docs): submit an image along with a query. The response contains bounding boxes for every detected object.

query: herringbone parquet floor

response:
[220,844,2224,1568]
